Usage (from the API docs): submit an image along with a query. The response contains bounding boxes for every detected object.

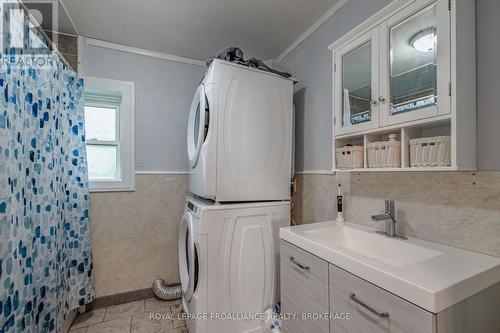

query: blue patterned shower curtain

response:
[0,3,95,332]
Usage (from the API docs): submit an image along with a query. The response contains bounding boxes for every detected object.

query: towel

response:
[206,47,292,79]
[343,89,351,125]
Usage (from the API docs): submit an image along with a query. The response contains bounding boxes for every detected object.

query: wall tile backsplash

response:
[292,172,500,257]
[89,175,188,297]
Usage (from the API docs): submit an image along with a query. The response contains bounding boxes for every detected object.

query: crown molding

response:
[84,37,206,67]
[277,0,349,62]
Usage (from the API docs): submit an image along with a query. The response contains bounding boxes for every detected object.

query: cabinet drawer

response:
[329,264,436,333]
[281,241,329,333]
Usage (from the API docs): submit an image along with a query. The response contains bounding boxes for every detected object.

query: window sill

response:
[89,178,135,193]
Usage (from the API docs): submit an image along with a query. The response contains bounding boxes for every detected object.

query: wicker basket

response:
[367,134,401,168]
[336,145,364,169]
[409,136,451,167]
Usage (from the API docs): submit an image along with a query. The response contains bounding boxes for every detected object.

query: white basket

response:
[409,136,451,167]
[366,134,401,168]
[336,146,364,169]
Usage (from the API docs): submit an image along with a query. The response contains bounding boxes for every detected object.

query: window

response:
[84,77,135,191]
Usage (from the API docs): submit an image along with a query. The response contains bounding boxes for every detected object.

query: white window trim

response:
[85,76,135,192]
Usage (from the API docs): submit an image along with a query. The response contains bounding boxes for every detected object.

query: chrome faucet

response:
[371,200,404,238]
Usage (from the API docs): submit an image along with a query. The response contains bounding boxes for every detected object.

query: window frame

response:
[84,77,135,192]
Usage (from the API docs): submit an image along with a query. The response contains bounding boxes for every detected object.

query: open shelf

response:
[401,121,451,169]
[332,117,469,172]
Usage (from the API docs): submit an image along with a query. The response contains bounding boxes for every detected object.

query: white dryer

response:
[178,197,289,333]
[187,60,293,202]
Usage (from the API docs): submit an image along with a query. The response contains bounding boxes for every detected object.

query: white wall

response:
[81,41,204,297]
[280,0,391,172]
[286,0,500,260]
[281,0,500,171]
[83,42,205,172]
[475,0,500,170]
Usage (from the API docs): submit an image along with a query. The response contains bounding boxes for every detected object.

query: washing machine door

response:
[178,211,196,302]
[187,84,208,168]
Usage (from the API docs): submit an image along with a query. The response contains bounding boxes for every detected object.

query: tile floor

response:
[70,298,187,333]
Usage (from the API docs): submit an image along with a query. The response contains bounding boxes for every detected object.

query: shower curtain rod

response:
[17,0,75,71]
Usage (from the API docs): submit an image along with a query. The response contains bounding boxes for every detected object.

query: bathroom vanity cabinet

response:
[280,240,330,333]
[329,264,434,333]
[280,240,500,333]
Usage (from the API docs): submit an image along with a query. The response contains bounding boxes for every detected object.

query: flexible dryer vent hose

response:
[152,279,182,301]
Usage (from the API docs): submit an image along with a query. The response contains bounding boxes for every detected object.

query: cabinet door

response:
[379,0,450,126]
[334,28,379,135]
[280,241,329,333]
[329,264,436,333]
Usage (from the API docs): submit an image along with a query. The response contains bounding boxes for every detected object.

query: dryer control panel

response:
[186,199,201,218]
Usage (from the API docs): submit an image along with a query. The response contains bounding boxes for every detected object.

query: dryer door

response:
[178,211,196,302]
[187,84,209,168]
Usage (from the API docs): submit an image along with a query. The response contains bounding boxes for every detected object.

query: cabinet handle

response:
[370,99,378,105]
[378,96,386,103]
[289,257,310,270]
[349,293,389,318]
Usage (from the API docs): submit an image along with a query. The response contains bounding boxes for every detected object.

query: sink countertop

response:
[280,221,500,313]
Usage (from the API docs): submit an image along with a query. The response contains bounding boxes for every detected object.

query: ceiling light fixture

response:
[410,27,436,53]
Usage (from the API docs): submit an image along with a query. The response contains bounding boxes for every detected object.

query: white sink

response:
[280,221,500,313]
[304,225,442,267]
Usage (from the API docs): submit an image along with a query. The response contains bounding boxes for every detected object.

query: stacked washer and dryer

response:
[178,59,293,333]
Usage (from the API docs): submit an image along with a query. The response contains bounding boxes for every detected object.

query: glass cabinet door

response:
[334,29,379,135]
[379,0,450,126]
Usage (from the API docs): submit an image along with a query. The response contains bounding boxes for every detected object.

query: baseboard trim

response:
[86,288,155,311]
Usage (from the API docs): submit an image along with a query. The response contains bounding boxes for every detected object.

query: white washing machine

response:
[187,59,293,202]
[178,197,289,333]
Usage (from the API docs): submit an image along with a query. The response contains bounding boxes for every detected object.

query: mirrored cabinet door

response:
[334,28,379,135]
[379,0,450,126]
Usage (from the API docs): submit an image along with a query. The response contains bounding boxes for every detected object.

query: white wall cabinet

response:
[379,0,451,127]
[334,28,379,135]
[330,0,476,171]
[281,241,500,333]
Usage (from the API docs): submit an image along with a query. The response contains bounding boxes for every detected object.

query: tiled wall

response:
[54,33,78,70]
[89,174,188,297]
[291,174,338,225]
[292,172,500,257]
[44,31,78,71]
[81,42,204,300]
